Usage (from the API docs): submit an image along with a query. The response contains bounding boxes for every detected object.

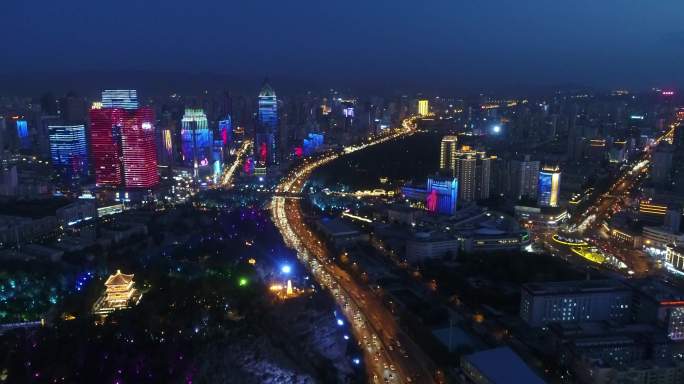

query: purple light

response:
[336,319,344,326]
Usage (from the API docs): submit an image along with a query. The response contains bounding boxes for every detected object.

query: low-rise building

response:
[520,280,632,327]
[628,279,684,342]
[405,232,459,262]
[316,217,366,247]
[643,226,684,251]
[22,244,64,262]
[665,244,684,275]
[0,215,59,247]
[575,357,684,384]
[100,222,148,243]
[460,346,546,384]
[514,205,568,228]
[56,200,97,226]
[605,214,644,249]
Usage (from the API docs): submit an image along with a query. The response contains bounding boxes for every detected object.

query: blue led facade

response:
[257,81,278,165]
[101,90,139,110]
[402,177,458,215]
[48,124,89,178]
[427,177,458,215]
[303,133,324,156]
[181,109,213,169]
[212,140,224,182]
[538,167,560,207]
[219,116,232,147]
[16,120,29,150]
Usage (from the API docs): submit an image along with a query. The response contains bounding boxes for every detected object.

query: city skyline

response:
[3,1,684,95]
[4,3,684,384]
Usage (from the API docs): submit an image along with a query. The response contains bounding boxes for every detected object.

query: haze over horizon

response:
[3,0,684,95]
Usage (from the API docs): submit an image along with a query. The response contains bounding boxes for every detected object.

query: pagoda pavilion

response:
[93,270,142,315]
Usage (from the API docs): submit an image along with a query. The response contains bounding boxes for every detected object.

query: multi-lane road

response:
[219,140,252,188]
[271,119,441,383]
[544,123,679,274]
[572,123,676,234]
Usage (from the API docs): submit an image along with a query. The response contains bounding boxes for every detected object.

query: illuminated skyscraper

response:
[511,155,540,200]
[538,166,561,207]
[120,107,159,188]
[212,140,224,183]
[16,119,30,150]
[219,116,232,147]
[447,145,493,202]
[48,124,88,179]
[101,90,139,110]
[418,99,429,117]
[181,109,212,174]
[90,107,125,186]
[440,136,458,170]
[256,80,278,165]
[89,93,159,189]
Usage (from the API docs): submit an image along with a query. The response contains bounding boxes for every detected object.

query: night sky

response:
[3,0,684,94]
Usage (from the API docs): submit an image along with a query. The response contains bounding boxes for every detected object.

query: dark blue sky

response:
[3,0,684,94]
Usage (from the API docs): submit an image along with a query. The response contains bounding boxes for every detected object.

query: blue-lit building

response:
[538,166,561,207]
[219,116,233,148]
[303,133,324,156]
[48,124,89,179]
[427,177,458,215]
[101,90,139,110]
[181,109,213,176]
[256,80,278,165]
[402,176,458,216]
[16,119,30,150]
[255,133,275,166]
[212,140,224,183]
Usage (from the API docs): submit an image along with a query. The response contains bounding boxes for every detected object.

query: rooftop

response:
[463,346,546,384]
[318,217,360,237]
[626,278,684,303]
[523,279,628,296]
[105,270,134,286]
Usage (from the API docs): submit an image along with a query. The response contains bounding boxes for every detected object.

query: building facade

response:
[511,155,540,200]
[256,81,278,166]
[89,91,158,189]
[181,109,213,173]
[418,99,429,116]
[538,166,561,207]
[101,89,139,110]
[520,280,632,327]
[439,135,458,170]
[48,124,88,180]
[426,176,458,215]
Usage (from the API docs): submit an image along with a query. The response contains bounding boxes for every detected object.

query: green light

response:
[238,278,248,287]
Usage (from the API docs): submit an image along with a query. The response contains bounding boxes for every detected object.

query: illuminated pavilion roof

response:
[104,270,134,286]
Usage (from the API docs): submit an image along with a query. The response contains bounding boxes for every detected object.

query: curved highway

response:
[271,118,440,383]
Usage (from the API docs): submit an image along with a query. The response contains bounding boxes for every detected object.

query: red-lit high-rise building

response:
[90,107,124,186]
[121,107,158,188]
[89,99,159,189]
